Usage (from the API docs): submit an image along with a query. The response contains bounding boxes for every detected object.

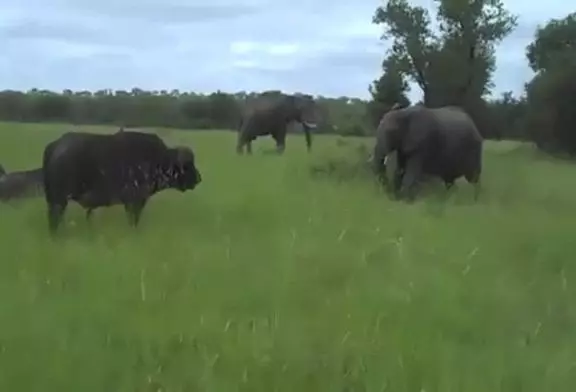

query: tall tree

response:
[526,12,576,73]
[523,13,576,154]
[372,0,517,107]
[367,56,411,127]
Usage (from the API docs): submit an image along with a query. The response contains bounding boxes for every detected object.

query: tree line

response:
[0,88,370,137]
[0,1,574,156]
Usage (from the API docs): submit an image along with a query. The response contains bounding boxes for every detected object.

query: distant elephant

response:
[0,167,44,202]
[236,93,318,155]
[372,104,483,201]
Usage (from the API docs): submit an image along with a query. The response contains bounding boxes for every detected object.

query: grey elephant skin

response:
[371,104,483,201]
[0,166,44,202]
[236,93,318,155]
[42,130,202,234]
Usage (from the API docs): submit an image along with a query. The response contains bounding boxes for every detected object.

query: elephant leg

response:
[398,155,423,202]
[392,168,404,197]
[236,133,254,155]
[272,132,286,154]
[390,152,406,197]
[236,135,245,155]
[463,146,482,201]
[371,156,386,186]
[86,208,94,221]
[371,144,387,186]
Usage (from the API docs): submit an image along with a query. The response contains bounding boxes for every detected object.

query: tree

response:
[367,56,411,128]
[372,0,517,108]
[487,91,527,141]
[526,12,576,73]
[522,13,576,155]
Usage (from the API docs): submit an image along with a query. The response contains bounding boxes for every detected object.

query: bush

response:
[524,66,576,156]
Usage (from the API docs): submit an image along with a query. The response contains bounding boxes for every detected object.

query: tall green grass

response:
[1,122,575,391]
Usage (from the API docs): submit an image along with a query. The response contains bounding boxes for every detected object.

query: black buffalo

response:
[0,166,44,202]
[42,130,202,234]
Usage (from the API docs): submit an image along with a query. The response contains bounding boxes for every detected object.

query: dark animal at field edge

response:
[236,93,319,155]
[0,166,44,202]
[371,103,483,201]
[42,130,202,234]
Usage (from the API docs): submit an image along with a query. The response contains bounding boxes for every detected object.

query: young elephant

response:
[372,104,483,201]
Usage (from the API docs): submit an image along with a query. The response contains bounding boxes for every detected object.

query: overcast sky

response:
[0,0,573,102]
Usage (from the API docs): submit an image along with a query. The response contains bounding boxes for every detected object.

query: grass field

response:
[1,122,576,391]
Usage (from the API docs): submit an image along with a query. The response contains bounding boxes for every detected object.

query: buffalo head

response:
[163,146,202,191]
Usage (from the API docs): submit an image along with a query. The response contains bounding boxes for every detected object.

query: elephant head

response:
[372,103,429,193]
[374,103,430,158]
[283,94,318,151]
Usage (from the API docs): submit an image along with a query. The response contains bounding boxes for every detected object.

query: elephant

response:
[236,93,318,155]
[371,104,483,201]
[0,167,44,202]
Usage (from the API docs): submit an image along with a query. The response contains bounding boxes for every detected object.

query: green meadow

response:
[1,122,575,391]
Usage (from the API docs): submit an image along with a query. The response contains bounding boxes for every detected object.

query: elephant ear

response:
[398,106,431,154]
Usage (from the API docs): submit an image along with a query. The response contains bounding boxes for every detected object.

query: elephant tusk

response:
[303,121,317,129]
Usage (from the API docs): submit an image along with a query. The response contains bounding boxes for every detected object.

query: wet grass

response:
[1,122,575,391]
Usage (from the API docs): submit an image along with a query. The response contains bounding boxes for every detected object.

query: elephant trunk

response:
[302,122,315,151]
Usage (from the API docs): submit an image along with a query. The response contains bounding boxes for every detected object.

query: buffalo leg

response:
[48,202,68,235]
[125,199,147,227]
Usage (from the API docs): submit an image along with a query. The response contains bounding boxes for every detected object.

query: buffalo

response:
[0,166,44,202]
[42,130,202,234]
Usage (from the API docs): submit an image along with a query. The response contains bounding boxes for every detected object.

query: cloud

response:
[0,0,574,101]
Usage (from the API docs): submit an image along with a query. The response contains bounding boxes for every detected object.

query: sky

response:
[0,0,573,102]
